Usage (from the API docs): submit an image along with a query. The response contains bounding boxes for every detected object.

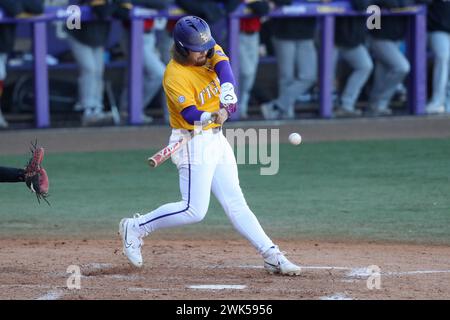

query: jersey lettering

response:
[198,79,220,106]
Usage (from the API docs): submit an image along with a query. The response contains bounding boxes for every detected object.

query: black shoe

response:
[365,107,392,117]
[334,108,362,118]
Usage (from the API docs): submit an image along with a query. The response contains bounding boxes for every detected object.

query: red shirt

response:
[240,17,261,33]
[240,0,262,33]
[166,19,177,32]
[123,19,154,32]
[144,19,154,32]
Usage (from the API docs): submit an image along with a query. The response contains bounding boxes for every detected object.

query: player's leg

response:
[292,39,317,101]
[444,31,450,113]
[211,133,273,254]
[67,36,97,115]
[119,32,130,113]
[136,164,214,233]
[261,38,296,120]
[142,31,165,109]
[427,31,450,113]
[446,35,450,113]
[119,134,218,267]
[92,45,106,115]
[368,39,410,114]
[211,133,301,275]
[0,53,8,128]
[137,133,222,231]
[446,32,450,113]
[274,38,297,116]
[238,32,260,119]
[0,166,25,183]
[273,39,317,119]
[339,44,373,114]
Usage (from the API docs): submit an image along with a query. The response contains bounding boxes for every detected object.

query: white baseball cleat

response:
[119,216,143,268]
[0,110,8,128]
[425,103,445,115]
[261,102,280,120]
[263,247,301,276]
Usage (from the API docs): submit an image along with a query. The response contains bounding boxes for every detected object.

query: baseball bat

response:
[148,119,215,168]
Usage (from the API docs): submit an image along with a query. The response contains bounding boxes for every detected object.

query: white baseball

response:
[289,133,302,145]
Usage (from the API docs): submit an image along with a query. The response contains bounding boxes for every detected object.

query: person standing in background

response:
[426,0,450,114]
[368,0,432,116]
[333,0,374,118]
[0,0,44,128]
[154,0,175,67]
[115,0,168,124]
[238,0,270,119]
[261,0,318,120]
[156,18,174,66]
[66,0,114,126]
[367,0,418,116]
[0,17,13,128]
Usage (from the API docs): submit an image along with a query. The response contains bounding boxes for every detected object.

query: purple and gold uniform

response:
[118,16,301,276]
[163,44,229,130]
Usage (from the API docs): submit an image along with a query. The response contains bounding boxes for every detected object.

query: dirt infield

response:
[1,116,450,300]
[0,239,449,300]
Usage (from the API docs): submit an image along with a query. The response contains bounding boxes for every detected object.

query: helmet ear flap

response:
[206,48,214,59]
[175,41,189,57]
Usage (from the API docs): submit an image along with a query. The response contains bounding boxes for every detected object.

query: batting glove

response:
[212,108,229,125]
[220,82,237,113]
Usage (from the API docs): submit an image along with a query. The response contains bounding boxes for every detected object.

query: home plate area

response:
[0,239,449,300]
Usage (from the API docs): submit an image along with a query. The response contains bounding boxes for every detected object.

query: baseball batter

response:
[119,16,300,276]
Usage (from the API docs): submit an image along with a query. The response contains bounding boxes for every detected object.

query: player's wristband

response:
[221,107,230,117]
[200,112,212,123]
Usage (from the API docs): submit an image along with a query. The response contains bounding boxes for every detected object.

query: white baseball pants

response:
[136,128,275,255]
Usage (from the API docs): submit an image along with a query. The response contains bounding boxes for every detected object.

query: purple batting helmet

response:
[173,16,216,57]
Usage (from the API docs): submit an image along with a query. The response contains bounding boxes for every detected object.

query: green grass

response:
[1,138,449,244]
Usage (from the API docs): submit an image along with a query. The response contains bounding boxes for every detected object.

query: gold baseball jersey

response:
[163,44,229,130]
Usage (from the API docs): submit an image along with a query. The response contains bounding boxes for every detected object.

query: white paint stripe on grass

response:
[188,285,247,290]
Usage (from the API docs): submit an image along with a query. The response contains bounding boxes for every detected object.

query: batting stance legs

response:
[119,129,301,275]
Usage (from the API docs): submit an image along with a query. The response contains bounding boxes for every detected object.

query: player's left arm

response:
[212,48,238,115]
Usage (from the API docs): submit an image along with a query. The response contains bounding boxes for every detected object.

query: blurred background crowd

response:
[0,0,449,129]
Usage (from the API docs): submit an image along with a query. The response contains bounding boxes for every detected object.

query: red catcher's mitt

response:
[24,142,49,204]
